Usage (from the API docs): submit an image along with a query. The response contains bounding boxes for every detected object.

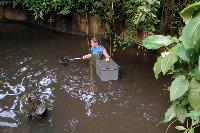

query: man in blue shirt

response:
[82,37,110,62]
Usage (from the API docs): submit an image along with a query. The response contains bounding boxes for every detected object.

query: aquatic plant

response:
[142,1,200,132]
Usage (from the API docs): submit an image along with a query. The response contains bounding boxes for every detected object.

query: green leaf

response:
[59,6,71,15]
[164,104,176,123]
[188,128,194,133]
[199,55,200,71]
[182,16,200,49]
[176,43,191,62]
[142,35,173,49]
[188,79,200,111]
[161,48,178,75]
[187,110,200,126]
[175,126,186,131]
[175,105,187,124]
[153,56,162,79]
[170,75,189,101]
[187,110,200,117]
[189,67,200,81]
[180,1,200,23]
[181,97,189,106]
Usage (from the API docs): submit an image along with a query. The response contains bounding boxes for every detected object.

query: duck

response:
[27,96,47,119]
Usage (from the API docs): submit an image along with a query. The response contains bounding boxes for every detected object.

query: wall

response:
[0,7,106,35]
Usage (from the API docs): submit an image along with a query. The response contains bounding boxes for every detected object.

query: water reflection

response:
[65,117,79,132]
[136,103,159,122]
[0,121,18,128]
[0,110,16,119]
[61,67,97,117]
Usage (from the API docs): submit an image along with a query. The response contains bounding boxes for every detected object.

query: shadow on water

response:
[0,23,177,133]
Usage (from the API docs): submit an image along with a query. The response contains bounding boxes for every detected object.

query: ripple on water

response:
[0,92,8,99]
[0,108,19,128]
[0,110,16,119]
[39,78,52,86]
[5,82,25,95]
[0,121,18,128]
[136,103,159,122]
[64,117,79,132]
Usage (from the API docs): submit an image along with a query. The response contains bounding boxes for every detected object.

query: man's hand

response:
[82,55,87,59]
[82,54,91,59]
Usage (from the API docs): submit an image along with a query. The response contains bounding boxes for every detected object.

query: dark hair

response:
[91,37,99,43]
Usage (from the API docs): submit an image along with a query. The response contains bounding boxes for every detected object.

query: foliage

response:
[114,0,160,49]
[0,0,12,6]
[0,0,160,50]
[0,0,119,24]
[1,0,73,19]
[180,1,200,24]
[71,0,103,15]
[142,2,200,132]
[158,0,199,36]
[124,0,160,33]
[142,35,172,49]
[113,28,136,51]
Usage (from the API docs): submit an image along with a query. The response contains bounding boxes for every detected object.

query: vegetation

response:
[142,1,200,132]
[0,0,198,48]
[114,28,136,50]
[124,0,160,33]
[0,0,159,47]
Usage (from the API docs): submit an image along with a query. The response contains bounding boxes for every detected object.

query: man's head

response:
[91,37,99,47]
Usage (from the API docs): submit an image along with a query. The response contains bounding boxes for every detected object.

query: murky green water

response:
[0,23,176,133]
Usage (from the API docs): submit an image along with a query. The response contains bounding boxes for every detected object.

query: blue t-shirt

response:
[91,45,105,55]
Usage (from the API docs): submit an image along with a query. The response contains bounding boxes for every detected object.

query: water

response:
[0,23,176,133]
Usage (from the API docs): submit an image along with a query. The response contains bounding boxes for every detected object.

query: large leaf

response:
[175,105,187,124]
[187,110,200,117]
[188,128,194,133]
[180,97,189,106]
[188,79,200,111]
[180,1,200,23]
[164,104,176,123]
[182,16,200,49]
[176,43,191,62]
[142,35,173,49]
[153,56,162,79]
[161,47,178,75]
[187,110,200,126]
[170,75,189,101]
[189,67,200,81]
[199,55,200,71]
